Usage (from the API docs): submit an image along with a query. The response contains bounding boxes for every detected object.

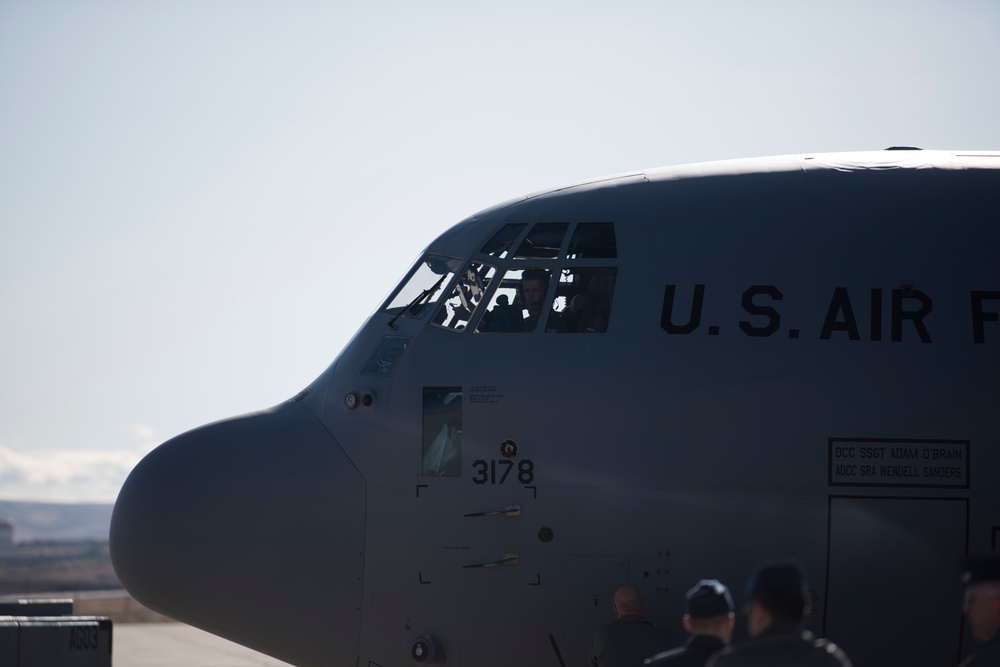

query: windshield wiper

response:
[388,274,447,329]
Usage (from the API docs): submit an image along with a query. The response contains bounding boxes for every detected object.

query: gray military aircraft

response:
[110,149,1000,667]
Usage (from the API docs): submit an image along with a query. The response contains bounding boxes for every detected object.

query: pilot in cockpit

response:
[481,268,562,333]
[519,269,549,331]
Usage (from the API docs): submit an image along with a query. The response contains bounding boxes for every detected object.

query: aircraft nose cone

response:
[110,401,365,667]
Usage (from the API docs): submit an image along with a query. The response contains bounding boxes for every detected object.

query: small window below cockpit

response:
[383,254,461,322]
[431,262,497,331]
[422,386,462,477]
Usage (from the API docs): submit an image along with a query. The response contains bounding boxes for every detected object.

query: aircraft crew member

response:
[520,269,548,330]
[482,269,559,332]
[959,554,1000,667]
[589,585,674,667]
[706,561,851,667]
[645,579,735,667]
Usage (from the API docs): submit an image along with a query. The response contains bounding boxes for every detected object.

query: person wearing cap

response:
[706,560,851,667]
[589,585,675,667]
[959,554,1000,667]
[644,579,735,667]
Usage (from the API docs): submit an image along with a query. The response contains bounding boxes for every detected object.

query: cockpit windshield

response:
[431,261,497,331]
[384,254,461,323]
[382,223,618,333]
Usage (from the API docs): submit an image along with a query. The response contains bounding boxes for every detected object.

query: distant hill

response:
[0,501,113,542]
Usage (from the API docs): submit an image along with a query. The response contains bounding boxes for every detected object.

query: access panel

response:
[825,496,966,667]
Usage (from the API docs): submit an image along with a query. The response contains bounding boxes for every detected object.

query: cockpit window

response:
[476,268,555,333]
[551,267,617,333]
[384,254,461,321]
[567,222,617,258]
[431,262,497,331]
[388,225,618,335]
[476,266,617,334]
[480,223,527,259]
[514,223,569,259]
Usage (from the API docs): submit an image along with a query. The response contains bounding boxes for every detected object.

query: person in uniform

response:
[706,560,851,667]
[589,585,675,667]
[645,579,735,667]
[959,554,1000,667]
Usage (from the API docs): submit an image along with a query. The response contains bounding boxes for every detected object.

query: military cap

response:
[745,560,810,619]
[685,579,734,618]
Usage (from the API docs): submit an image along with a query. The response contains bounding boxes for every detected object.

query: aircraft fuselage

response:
[111,150,1000,667]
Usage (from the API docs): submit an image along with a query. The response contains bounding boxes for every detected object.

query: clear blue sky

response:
[2,0,998,503]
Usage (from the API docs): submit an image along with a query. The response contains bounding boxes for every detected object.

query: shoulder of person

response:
[804,632,852,667]
[704,643,737,667]
[959,639,1000,667]
[590,620,617,645]
[644,646,684,667]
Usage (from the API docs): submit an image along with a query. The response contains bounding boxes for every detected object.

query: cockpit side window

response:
[480,224,527,259]
[383,254,461,321]
[514,223,569,259]
[431,262,497,331]
[551,267,617,333]
[566,222,617,258]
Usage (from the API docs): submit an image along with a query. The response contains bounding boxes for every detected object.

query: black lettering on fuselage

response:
[654,283,1000,345]
[739,285,782,337]
[661,284,704,334]
[971,291,1000,343]
[870,288,883,341]
[891,289,932,343]
[820,287,861,340]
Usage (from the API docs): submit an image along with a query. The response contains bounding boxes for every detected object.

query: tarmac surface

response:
[114,623,294,667]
